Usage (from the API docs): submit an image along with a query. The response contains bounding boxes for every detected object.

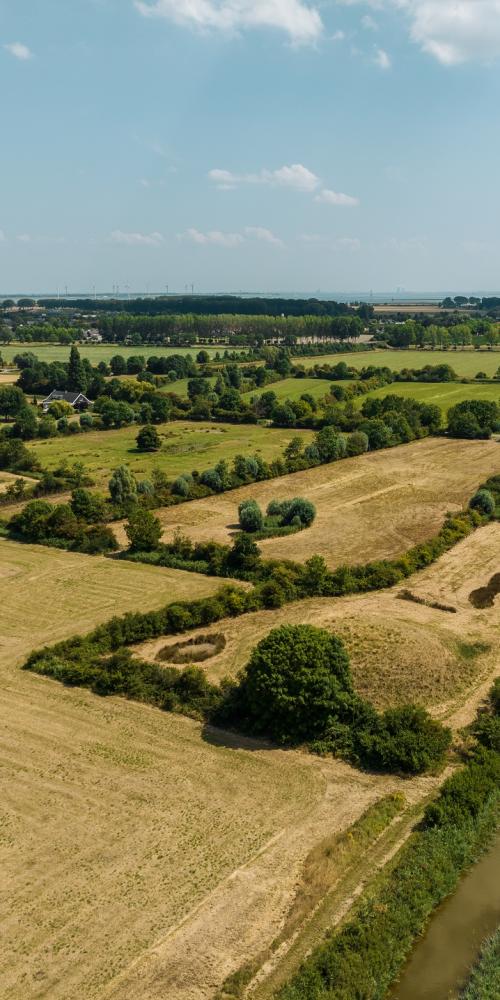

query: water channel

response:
[389,829,500,999]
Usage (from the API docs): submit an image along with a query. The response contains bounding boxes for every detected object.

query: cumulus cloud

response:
[4,42,33,60]
[108,230,164,246]
[134,0,322,44]
[315,188,360,207]
[342,1,500,65]
[244,226,284,246]
[209,163,320,192]
[374,46,391,68]
[180,228,245,247]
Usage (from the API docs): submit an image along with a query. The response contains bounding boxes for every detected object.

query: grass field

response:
[301,349,500,378]
[242,377,336,404]
[0,343,239,365]
[0,540,410,1000]
[142,437,500,569]
[357,380,500,415]
[28,420,313,489]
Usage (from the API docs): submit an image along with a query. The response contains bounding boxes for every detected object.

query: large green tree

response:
[67,345,87,393]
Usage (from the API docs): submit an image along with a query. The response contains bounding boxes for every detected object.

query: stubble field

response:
[136,437,500,568]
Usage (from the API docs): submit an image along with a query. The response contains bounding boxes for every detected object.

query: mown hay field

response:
[28,420,313,489]
[1,540,390,1000]
[301,348,500,378]
[135,522,500,716]
[142,437,500,568]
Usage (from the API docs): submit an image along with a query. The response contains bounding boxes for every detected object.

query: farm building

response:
[41,390,92,413]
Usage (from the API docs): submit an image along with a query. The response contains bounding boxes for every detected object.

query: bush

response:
[281,497,316,527]
[136,424,161,451]
[469,488,495,516]
[171,475,192,497]
[357,704,452,775]
[238,499,264,533]
[109,465,138,505]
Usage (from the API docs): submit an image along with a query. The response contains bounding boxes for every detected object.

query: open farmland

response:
[96,525,500,999]
[301,349,500,378]
[134,522,500,718]
[355,379,500,415]
[139,437,500,568]
[0,539,420,1000]
[28,420,313,489]
[0,343,235,365]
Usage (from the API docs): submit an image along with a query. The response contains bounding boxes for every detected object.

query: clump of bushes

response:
[238,497,316,539]
[470,488,496,516]
[9,498,118,554]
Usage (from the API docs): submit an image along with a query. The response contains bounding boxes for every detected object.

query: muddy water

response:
[389,830,500,1000]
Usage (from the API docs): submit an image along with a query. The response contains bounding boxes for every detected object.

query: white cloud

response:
[331,29,346,40]
[0,230,6,243]
[4,42,33,60]
[299,233,361,251]
[16,234,32,243]
[209,163,320,192]
[362,13,378,29]
[179,226,284,247]
[374,46,391,68]
[180,228,245,247]
[108,230,164,246]
[134,0,322,44]
[244,226,284,247]
[315,188,360,207]
[342,1,500,65]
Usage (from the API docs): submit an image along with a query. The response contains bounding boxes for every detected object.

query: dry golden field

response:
[0,541,410,1000]
[4,515,500,999]
[126,437,500,567]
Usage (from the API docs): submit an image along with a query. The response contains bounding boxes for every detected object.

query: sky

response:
[1,0,500,296]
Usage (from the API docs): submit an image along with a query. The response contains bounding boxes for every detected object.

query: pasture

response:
[0,540,408,1000]
[301,348,500,378]
[357,380,500,415]
[242,377,336,403]
[0,343,232,365]
[28,420,314,489]
[143,437,500,568]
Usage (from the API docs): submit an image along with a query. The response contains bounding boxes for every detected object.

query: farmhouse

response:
[41,390,92,413]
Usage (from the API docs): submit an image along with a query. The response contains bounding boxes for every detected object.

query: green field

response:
[356,380,500,415]
[0,343,239,366]
[29,420,313,488]
[300,349,500,379]
[242,377,336,404]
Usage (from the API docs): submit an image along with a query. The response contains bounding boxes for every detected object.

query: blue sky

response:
[1,0,500,295]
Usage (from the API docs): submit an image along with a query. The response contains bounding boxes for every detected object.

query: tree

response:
[238,625,354,744]
[357,705,452,775]
[238,499,264,532]
[136,424,161,451]
[108,465,138,505]
[196,350,210,364]
[67,345,87,392]
[282,497,316,527]
[125,508,162,551]
[110,355,127,375]
[12,407,38,440]
[70,488,106,523]
[315,426,347,462]
[346,431,369,456]
[0,385,26,419]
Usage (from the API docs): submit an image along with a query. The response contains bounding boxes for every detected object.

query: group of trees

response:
[238,497,316,536]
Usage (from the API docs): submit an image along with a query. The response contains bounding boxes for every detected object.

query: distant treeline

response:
[15,295,371,319]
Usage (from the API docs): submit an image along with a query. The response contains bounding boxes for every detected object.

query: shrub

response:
[469,488,495,515]
[238,499,264,533]
[171,475,191,497]
[346,430,369,456]
[357,704,452,775]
